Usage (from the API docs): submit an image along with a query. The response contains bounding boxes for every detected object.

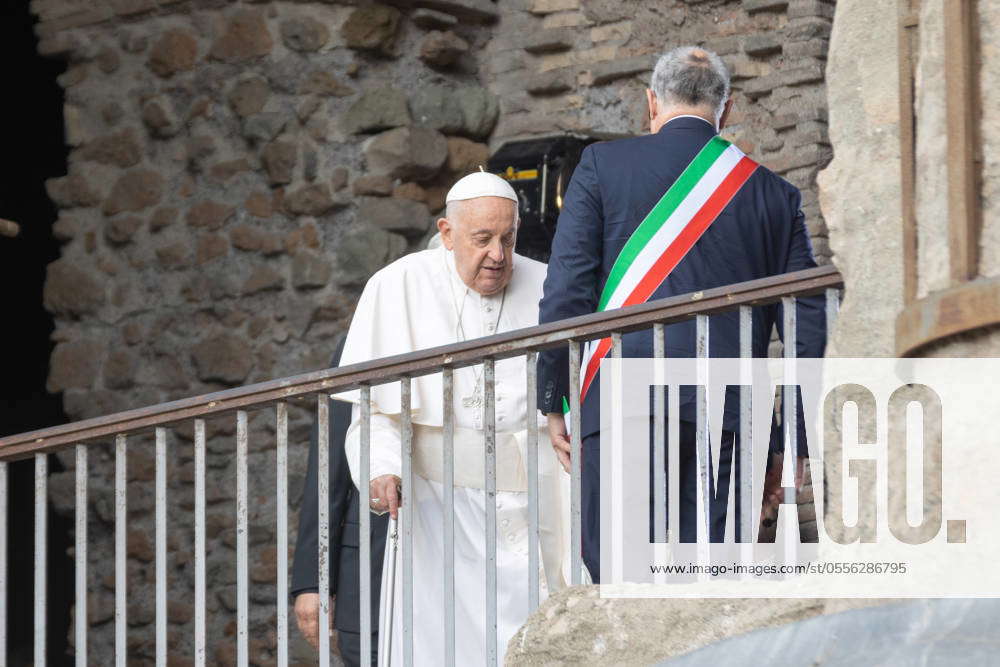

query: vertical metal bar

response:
[0,460,6,665]
[155,428,167,667]
[401,377,414,667]
[75,445,88,667]
[316,396,330,667]
[782,296,798,564]
[483,360,497,667]
[696,315,710,547]
[441,369,457,662]
[236,413,249,667]
[359,387,372,666]
[115,435,127,667]
[34,453,47,666]
[276,403,289,667]
[524,353,540,611]
[826,288,840,336]
[567,341,583,585]
[194,420,206,667]
[739,307,753,544]
[653,324,666,543]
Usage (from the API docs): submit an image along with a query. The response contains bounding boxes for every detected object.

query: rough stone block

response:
[784,17,833,41]
[357,196,431,236]
[414,0,498,22]
[529,0,580,15]
[743,0,789,13]
[261,141,297,185]
[148,29,198,78]
[44,258,106,317]
[419,30,470,67]
[103,170,164,216]
[47,339,103,392]
[191,333,253,384]
[526,68,574,96]
[521,27,575,53]
[412,8,458,29]
[291,251,333,289]
[787,0,836,20]
[335,224,408,286]
[446,137,490,175]
[279,16,330,53]
[743,32,783,57]
[343,87,411,135]
[590,55,651,86]
[78,128,142,168]
[342,4,402,56]
[209,9,273,64]
[363,126,449,181]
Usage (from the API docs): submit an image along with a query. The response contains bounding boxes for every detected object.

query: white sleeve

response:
[344,403,403,491]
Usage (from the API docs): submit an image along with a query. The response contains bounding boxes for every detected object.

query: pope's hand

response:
[546,413,572,473]
[294,592,334,651]
[369,474,402,519]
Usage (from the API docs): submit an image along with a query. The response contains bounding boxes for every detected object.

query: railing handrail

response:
[0,265,841,460]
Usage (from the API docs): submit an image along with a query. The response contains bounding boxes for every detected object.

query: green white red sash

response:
[578,135,759,403]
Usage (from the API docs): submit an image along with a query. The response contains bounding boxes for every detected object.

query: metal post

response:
[653,324,666,544]
[155,428,167,667]
[400,377,414,667]
[359,386,372,665]
[739,306,753,545]
[276,403,289,667]
[75,444,88,667]
[236,413,249,666]
[115,435,127,667]
[568,342,583,585]
[317,397,330,667]
[441,369,457,662]
[0,460,6,665]
[483,359,498,666]
[695,315,710,550]
[194,420,206,667]
[34,453,47,666]
[524,353,540,610]
[782,297,799,566]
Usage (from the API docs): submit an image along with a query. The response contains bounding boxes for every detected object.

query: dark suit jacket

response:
[537,117,826,448]
[290,338,388,634]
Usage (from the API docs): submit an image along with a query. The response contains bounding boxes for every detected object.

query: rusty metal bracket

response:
[895,276,1000,356]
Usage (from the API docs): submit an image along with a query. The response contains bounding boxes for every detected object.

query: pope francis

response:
[338,172,568,665]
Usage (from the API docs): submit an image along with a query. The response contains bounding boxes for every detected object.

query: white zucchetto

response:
[445,172,519,204]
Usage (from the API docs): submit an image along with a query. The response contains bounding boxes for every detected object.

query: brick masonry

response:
[29,0,834,664]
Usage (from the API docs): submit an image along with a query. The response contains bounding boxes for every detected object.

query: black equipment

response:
[486,135,598,263]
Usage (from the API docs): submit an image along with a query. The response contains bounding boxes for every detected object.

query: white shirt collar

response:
[663,114,717,130]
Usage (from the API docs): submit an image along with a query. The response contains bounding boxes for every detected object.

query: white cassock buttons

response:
[502,519,510,527]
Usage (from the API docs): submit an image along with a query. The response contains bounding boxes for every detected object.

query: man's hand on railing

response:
[369,474,403,519]
[760,452,807,528]
[546,413,572,473]
[294,592,334,651]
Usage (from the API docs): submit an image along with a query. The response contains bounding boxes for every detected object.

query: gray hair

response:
[651,46,731,122]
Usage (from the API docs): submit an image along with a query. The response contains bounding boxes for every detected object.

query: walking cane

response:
[378,517,398,667]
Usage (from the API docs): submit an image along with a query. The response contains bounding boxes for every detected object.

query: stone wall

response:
[30,0,836,664]
[34,1,500,664]
[482,0,835,263]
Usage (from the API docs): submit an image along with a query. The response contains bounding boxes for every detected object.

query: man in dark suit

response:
[536,46,826,582]
[291,337,389,666]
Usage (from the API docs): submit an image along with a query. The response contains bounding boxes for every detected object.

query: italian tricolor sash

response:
[577,135,758,403]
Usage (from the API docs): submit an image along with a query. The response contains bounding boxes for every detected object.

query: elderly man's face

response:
[437,196,517,296]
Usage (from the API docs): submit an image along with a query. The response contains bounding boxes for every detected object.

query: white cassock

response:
[338,245,568,666]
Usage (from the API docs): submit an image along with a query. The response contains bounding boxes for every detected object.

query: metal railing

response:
[0,265,842,666]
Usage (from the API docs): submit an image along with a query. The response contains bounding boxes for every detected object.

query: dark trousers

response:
[337,629,378,667]
[581,419,739,583]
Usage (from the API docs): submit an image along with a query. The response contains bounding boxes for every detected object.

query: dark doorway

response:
[1,1,73,665]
